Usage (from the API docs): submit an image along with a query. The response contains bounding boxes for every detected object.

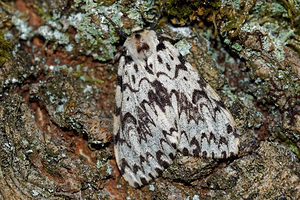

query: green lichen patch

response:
[164,0,207,26]
[65,64,104,84]
[0,31,12,66]
[278,133,300,159]
[0,1,15,32]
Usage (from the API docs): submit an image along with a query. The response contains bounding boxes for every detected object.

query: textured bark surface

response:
[0,0,299,199]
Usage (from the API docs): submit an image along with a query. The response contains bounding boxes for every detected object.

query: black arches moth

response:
[110,13,240,188]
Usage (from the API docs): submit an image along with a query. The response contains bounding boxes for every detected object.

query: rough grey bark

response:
[0,0,299,199]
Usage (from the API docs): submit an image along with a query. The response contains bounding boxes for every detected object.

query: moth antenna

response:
[99,13,128,39]
[150,0,166,30]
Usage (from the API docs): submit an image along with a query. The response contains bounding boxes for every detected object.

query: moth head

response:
[124,29,157,60]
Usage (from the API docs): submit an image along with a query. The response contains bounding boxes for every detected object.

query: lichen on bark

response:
[0,0,299,199]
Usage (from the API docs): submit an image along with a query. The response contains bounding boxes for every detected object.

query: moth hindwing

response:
[113,29,240,187]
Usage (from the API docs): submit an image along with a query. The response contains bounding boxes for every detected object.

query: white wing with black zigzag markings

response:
[113,29,239,187]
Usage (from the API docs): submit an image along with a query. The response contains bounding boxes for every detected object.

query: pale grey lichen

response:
[232,43,243,52]
[174,39,192,56]
[8,0,167,63]
[65,44,73,52]
[83,85,92,94]
[149,184,155,191]
[31,190,39,197]
[106,164,112,175]
[96,159,102,169]
[169,26,194,38]
[192,195,200,200]
[11,15,33,40]
[221,0,241,9]
[240,21,293,62]
[136,0,155,17]
[55,97,68,114]
[126,0,154,29]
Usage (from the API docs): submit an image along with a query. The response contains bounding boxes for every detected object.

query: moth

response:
[111,20,240,188]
